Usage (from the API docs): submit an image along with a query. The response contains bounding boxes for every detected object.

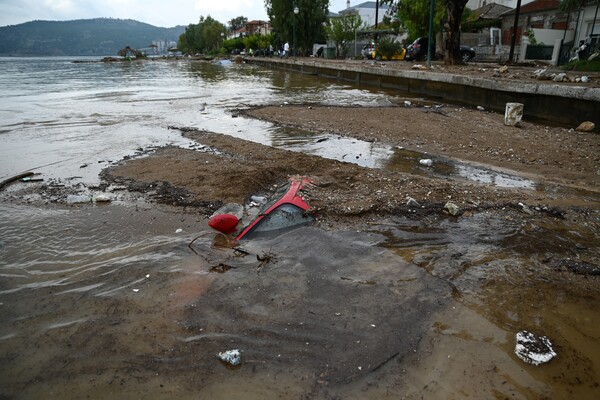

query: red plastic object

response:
[208,213,239,234]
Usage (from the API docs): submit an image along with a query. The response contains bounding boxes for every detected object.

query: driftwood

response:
[0,171,34,191]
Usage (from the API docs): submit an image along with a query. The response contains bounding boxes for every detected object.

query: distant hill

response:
[0,18,186,56]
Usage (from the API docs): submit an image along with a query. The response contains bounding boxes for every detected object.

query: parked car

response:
[405,37,476,63]
[373,47,406,61]
[361,42,376,59]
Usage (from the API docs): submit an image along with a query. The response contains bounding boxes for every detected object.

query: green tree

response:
[178,16,226,55]
[326,13,364,58]
[394,0,445,39]
[265,0,328,55]
[229,16,248,31]
[382,0,470,64]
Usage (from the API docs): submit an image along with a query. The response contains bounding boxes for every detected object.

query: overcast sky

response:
[0,0,352,28]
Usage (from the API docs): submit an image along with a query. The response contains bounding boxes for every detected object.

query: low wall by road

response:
[245,58,599,128]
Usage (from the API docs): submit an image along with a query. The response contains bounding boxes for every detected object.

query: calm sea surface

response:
[0,56,396,185]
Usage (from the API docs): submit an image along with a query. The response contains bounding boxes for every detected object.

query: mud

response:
[1,101,599,399]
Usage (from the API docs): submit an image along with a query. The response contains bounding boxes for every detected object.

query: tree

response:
[382,0,469,64]
[178,15,226,54]
[326,13,364,58]
[443,0,469,64]
[229,16,248,31]
[394,0,445,39]
[265,0,328,54]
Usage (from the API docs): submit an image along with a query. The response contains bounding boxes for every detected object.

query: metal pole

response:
[427,0,435,67]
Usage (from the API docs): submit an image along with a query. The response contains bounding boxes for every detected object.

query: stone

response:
[406,197,420,207]
[533,69,552,80]
[552,73,567,82]
[499,65,509,73]
[444,201,460,216]
[576,121,595,132]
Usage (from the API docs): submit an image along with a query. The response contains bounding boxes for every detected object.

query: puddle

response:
[263,128,538,189]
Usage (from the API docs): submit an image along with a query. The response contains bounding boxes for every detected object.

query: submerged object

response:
[235,176,314,241]
[515,330,556,366]
[208,213,240,234]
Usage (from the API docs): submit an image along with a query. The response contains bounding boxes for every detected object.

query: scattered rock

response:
[444,201,460,216]
[552,73,567,82]
[533,69,552,80]
[518,202,533,215]
[419,159,433,167]
[576,121,595,132]
[406,197,420,207]
[515,331,556,366]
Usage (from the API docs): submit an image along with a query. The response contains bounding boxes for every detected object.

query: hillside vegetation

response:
[0,18,185,56]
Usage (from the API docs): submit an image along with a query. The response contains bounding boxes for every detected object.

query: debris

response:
[250,195,267,205]
[504,102,524,126]
[444,202,460,216]
[0,171,34,191]
[66,194,91,204]
[404,100,412,108]
[552,73,567,82]
[477,106,485,111]
[412,64,426,70]
[575,121,595,132]
[498,65,509,74]
[518,202,533,215]
[176,228,183,233]
[132,288,140,293]
[217,349,241,366]
[94,194,111,202]
[515,331,556,366]
[406,197,420,207]
[533,69,552,80]
[581,75,590,83]
[419,159,433,167]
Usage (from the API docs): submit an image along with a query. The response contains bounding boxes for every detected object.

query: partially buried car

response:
[208,177,315,240]
[404,37,476,63]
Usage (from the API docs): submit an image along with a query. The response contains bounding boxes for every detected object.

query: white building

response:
[338,1,391,27]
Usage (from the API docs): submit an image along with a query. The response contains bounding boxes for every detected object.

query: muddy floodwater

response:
[1,57,599,398]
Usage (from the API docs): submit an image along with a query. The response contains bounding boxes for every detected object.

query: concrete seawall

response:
[245,58,599,128]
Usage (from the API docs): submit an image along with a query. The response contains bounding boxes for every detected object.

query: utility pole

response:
[508,0,522,64]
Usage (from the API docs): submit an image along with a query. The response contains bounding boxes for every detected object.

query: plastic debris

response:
[404,100,412,108]
[66,194,91,204]
[217,349,241,366]
[176,228,183,233]
[515,331,556,366]
[477,105,485,111]
[94,194,111,202]
[419,159,433,167]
